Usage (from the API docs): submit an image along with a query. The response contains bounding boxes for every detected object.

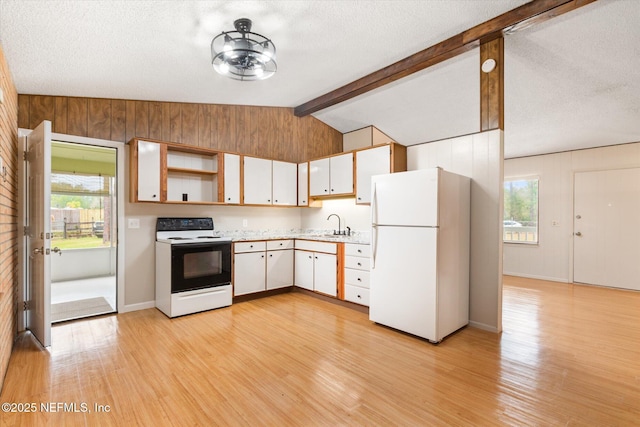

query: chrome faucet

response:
[327,214,350,236]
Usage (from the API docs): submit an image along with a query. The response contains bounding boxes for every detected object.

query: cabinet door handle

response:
[357,249,362,253]
[250,245,253,248]
[227,197,231,201]
[269,254,273,257]
[357,277,362,282]
[308,255,312,259]
[152,194,157,198]
[261,255,265,258]
[279,243,283,246]
[274,200,278,203]
[357,262,362,266]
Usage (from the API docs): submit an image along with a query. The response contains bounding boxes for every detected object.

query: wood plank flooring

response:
[1,276,639,426]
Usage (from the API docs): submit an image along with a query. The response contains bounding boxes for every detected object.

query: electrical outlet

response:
[128,218,140,229]
[242,219,248,227]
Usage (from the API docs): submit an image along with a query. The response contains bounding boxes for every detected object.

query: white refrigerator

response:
[369,168,470,343]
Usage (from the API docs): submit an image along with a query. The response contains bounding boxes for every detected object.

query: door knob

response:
[32,247,44,255]
[575,232,582,237]
[52,247,62,256]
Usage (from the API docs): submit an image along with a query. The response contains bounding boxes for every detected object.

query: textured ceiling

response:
[1,0,639,158]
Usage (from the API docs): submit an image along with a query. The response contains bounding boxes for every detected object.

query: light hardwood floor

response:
[1,276,639,426]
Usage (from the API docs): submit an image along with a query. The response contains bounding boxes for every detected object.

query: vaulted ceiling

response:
[1,0,638,158]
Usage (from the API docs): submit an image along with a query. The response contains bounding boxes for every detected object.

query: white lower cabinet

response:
[294,250,315,291]
[313,252,338,297]
[294,240,338,297]
[233,240,293,296]
[266,245,294,290]
[343,243,371,306]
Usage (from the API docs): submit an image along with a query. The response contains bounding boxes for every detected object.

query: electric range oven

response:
[155,217,232,318]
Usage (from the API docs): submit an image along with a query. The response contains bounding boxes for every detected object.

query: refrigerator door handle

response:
[371,181,378,226]
[371,224,377,269]
[371,181,378,269]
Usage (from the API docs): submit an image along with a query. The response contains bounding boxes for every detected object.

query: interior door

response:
[574,168,640,290]
[26,121,53,347]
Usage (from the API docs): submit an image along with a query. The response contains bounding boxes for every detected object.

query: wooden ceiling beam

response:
[294,0,597,117]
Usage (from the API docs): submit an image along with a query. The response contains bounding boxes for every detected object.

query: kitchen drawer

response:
[345,243,370,257]
[344,269,370,288]
[294,240,337,254]
[344,284,370,306]
[345,255,370,271]
[170,285,232,317]
[234,241,267,253]
[266,239,294,250]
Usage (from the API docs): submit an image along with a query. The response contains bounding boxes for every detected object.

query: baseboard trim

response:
[469,320,500,333]
[119,301,155,313]
[503,272,569,283]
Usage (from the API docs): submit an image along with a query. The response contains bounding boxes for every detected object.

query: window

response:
[51,172,115,249]
[503,178,538,244]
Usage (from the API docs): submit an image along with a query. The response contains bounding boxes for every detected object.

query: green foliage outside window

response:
[504,179,539,243]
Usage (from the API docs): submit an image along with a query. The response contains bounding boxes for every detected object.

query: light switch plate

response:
[128,218,140,229]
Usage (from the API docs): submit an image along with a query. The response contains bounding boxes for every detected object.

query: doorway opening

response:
[49,141,117,322]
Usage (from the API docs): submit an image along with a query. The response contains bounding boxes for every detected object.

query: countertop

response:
[215,229,370,245]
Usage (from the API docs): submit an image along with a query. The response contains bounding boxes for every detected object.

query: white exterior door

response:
[574,168,640,290]
[26,121,53,347]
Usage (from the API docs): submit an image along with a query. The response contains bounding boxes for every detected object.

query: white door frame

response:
[17,129,126,331]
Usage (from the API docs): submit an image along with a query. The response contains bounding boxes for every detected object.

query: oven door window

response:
[171,243,232,293]
[184,251,222,279]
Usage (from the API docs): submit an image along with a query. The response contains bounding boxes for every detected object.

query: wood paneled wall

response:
[18,95,343,163]
[0,42,19,393]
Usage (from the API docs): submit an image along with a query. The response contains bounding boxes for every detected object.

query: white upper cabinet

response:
[243,156,273,205]
[329,152,354,195]
[298,162,309,206]
[309,157,331,196]
[243,156,297,205]
[356,145,390,204]
[272,161,297,206]
[224,153,240,204]
[136,140,161,202]
[309,153,354,197]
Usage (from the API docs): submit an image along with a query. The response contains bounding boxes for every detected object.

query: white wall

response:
[51,247,116,282]
[408,130,504,333]
[504,142,640,282]
[300,198,371,233]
